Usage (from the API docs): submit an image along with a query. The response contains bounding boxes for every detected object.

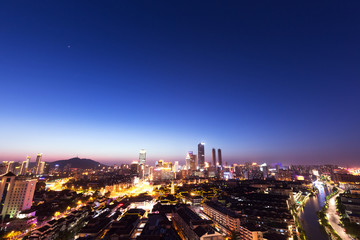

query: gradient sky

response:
[1,1,360,166]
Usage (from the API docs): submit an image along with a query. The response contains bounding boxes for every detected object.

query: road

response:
[326,190,352,240]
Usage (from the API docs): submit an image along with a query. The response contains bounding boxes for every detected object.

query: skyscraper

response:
[139,149,146,165]
[39,162,45,175]
[190,154,197,171]
[6,161,15,173]
[198,142,205,170]
[139,149,146,179]
[212,148,216,166]
[35,153,42,175]
[20,156,30,175]
[173,161,179,172]
[185,152,192,170]
[217,149,222,167]
[130,161,139,175]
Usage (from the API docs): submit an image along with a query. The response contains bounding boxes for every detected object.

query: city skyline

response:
[2,146,360,168]
[1,1,360,166]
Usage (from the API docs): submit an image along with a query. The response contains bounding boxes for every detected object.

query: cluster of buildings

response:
[1,148,360,240]
[1,154,47,176]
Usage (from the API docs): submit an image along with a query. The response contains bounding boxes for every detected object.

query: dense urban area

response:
[1,144,359,240]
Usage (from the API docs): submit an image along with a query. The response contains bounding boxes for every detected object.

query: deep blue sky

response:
[1,1,360,166]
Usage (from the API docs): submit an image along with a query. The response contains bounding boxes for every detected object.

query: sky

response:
[1,1,360,166]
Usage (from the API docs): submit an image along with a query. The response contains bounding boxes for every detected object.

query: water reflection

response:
[298,182,332,240]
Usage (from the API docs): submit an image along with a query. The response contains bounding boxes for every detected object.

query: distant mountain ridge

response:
[49,157,106,169]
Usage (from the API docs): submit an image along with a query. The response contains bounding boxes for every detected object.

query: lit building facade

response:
[20,156,30,175]
[202,201,242,234]
[198,142,205,170]
[217,149,222,167]
[190,154,197,171]
[139,149,146,165]
[34,153,43,175]
[212,148,216,166]
[0,172,37,219]
[185,152,192,170]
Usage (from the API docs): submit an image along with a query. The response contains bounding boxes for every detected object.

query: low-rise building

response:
[173,206,223,240]
[202,201,242,234]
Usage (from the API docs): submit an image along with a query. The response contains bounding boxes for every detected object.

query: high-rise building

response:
[43,163,50,175]
[212,148,217,166]
[20,156,30,175]
[39,162,45,175]
[144,164,150,178]
[130,161,139,175]
[173,161,179,172]
[6,161,15,173]
[138,149,146,179]
[139,149,146,165]
[190,154,197,171]
[185,152,192,170]
[35,153,42,175]
[0,172,37,219]
[198,142,205,170]
[217,149,222,167]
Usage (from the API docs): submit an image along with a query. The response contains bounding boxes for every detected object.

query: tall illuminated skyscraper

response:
[190,154,197,171]
[212,148,216,166]
[35,153,42,175]
[20,156,30,175]
[139,149,146,165]
[39,162,45,175]
[185,152,192,170]
[218,149,222,167]
[198,142,205,170]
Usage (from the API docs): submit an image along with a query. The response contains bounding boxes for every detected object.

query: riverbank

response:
[326,191,352,240]
[292,200,308,240]
[336,193,360,239]
[298,181,336,240]
[317,189,343,240]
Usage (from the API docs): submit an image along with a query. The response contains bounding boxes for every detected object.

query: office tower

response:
[173,161,179,172]
[190,154,197,171]
[212,148,216,166]
[139,164,144,179]
[198,142,205,170]
[43,163,50,175]
[130,161,139,175]
[217,149,222,167]
[144,165,150,178]
[35,153,42,175]
[185,152,192,170]
[0,172,37,218]
[39,162,45,175]
[6,161,15,173]
[20,156,30,175]
[139,149,146,165]
[138,149,146,179]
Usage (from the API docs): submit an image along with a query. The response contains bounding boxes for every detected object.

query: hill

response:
[49,157,106,170]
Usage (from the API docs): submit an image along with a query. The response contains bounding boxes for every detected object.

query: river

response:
[298,182,333,240]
